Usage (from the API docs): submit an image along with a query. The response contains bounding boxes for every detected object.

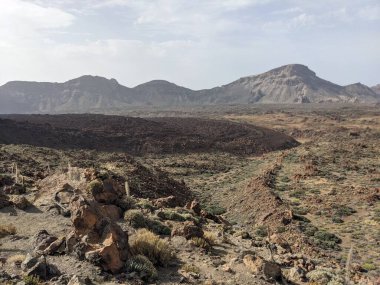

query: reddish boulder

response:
[67,195,129,273]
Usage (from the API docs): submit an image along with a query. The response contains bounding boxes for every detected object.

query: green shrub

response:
[126,255,158,281]
[23,276,41,285]
[147,219,171,236]
[311,230,341,250]
[157,210,186,221]
[124,210,171,235]
[334,205,356,217]
[124,210,147,228]
[136,200,156,212]
[255,226,268,237]
[289,190,305,199]
[293,206,309,215]
[332,216,344,223]
[87,180,103,194]
[276,226,286,233]
[362,263,376,271]
[204,205,226,215]
[116,196,135,211]
[299,222,317,236]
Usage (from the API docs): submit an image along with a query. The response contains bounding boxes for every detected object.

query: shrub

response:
[157,210,186,221]
[23,276,41,285]
[299,222,317,236]
[332,216,344,224]
[334,205,356,217]
[0,224,16,238]
[311,230,341,250]
[136,199,156,212]
[87,180,103,194]
[116,196,135,211]
[124,209,172,235]
[181,263,200,274]
[147,219,171,236]
[124,210,147,228]
[204,205,226,215]
[255,226,268,237]
[7,254,26,266]
[276,226,286,233]
[293,207,309,215]
[290,190,305,199]
[362,263,376,271]
[191,237,211,250]
[130,229,173,266]
[204,231,217,246]
[126,255,158,281]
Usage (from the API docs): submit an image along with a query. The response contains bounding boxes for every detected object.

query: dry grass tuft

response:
[0,224,16,238]
[130,229,173,266]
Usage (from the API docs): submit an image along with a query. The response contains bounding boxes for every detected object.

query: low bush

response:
[362,263,376,271]
[23,276,41,285]
[124,210,171,235]
[255,226,268,237]
[204,205,226,215]
[157,210,186,221]
[191,237,211,251]
[124,210,146,228]
[126,255,158,281]
[181,263,200,274]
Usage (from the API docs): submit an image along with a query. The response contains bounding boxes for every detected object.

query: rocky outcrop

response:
[171,221,204,240]
[66,195,130,273]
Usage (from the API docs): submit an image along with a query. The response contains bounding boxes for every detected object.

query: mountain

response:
[372,84,380,95]
[0,64,378,113]
[195,64,379,104]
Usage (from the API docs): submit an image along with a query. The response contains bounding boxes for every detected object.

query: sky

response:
[0,0,379,89]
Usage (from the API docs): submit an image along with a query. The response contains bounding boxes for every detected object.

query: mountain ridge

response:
[0,64,378,113]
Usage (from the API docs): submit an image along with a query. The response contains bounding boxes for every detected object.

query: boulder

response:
[188,200,201,215]
[243,254,282,281]
[88,179,120,204]
[171,221,203,240]
[263,261,282,281]
[67,275,86,285]
[10,195,29,210]
[21,254,47,280]
[0,193,11,209]
[67,195,129,273]
[100,204,122,221]
[33,230,58,252]
[152,195,177,208]
[44,236,66,255]
[3,184,26,195]
[287,266,306,283]
[243,254,264,274]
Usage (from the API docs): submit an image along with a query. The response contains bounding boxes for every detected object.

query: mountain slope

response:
[195,64,378,104]
[0,64,378,113]
[372,84,380,95]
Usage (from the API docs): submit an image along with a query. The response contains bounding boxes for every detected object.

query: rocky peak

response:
[266,64,316,78]
[64,75,120,90]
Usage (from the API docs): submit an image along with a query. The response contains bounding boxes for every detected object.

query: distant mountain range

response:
[0,64,378,113]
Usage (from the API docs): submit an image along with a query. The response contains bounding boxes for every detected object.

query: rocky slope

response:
[0,65,378,113]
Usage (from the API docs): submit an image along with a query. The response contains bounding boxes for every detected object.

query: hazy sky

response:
[1,0,379,89]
